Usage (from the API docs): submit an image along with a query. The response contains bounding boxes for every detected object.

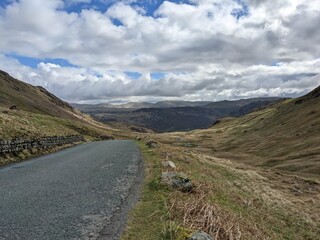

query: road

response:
[0,140,143,240]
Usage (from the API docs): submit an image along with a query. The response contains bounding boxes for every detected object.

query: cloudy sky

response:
[0,0,319,103]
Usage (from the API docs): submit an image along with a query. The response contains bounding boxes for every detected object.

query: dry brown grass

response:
[144,141,320,239]
[155,97,320,177]
[168,186,242,240]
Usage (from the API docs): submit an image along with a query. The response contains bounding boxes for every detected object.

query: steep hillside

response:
[157,85,320,175]
[0,70,114,140]
[76,98,280,132]
[0,70,81,120]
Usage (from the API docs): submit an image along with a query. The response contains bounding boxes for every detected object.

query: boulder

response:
[146,140,158,148]
[161,172,193,192]
[162,161,176,169]
[188,232,214,240]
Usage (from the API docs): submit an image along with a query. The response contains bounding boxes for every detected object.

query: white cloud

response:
[0,0,319,102]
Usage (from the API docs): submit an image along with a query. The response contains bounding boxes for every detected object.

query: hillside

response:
[0,70,115,140]
[0,70,96,122]
[136,85,320,240]
[75,98,280,132]
[157,85,320,176]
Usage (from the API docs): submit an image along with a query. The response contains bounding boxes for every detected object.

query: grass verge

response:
[121,142,171,240]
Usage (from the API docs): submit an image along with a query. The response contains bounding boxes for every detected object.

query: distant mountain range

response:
[72,98,282,132]
[71,100,212,112]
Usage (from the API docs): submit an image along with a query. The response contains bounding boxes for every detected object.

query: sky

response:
[0,0,320,103]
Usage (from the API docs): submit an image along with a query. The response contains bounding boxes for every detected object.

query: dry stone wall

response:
[0,135,85,155]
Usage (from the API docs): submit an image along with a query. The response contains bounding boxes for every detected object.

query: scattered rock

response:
[9,105,17,110]
[161,172,193,192]
[188,231,214,240]
[162,161,176,169]
[146,140,158,148]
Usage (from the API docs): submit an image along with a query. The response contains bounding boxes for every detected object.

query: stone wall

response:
[0,135,85,155]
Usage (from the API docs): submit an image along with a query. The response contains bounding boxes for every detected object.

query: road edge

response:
[97,142,144,240]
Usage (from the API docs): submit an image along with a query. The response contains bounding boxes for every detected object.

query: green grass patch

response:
[121,142,172,240]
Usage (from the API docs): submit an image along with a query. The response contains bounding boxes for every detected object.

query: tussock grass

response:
[168,187,242,240]
[131,141,320,239]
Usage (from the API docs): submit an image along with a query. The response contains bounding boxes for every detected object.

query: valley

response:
[1,1,319,239]
[73,98,280,132]
[1,70,319,239]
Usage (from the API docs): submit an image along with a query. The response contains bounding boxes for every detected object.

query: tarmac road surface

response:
[0,140,143,240]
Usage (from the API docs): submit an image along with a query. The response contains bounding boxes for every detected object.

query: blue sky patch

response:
[151,72,165,80]
[111,18,124,26]
[271,61,281,67]
[0,0,11,8]
[231,0,249,20]
[125,71,142,79]
[63,0,109,13]
[6,53,77,68]
[63,0,191,16]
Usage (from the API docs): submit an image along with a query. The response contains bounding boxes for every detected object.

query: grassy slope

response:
[123,140,320,240]
[122,87,320,239]
[0,70,117,139]
[158,87,320,176]
[0,70,119,165]
[0,70,76,119]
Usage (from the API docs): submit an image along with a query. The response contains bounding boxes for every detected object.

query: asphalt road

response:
[0,140,143,240]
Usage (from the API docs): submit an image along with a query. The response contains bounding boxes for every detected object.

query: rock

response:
[161,172,193,192]
[162,161,176,169]
[188,231,214,240]
[146,140,158,148]
[9,105,17,110]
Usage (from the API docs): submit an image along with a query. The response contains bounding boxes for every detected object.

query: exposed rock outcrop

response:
[161,172,193,192]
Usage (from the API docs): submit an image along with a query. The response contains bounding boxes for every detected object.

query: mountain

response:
[74,98,281,132]
[158,85,320,175]
[71,100,211,112]
[152,100,212,108]
[0,70,113,140]
[71,102,154,113]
